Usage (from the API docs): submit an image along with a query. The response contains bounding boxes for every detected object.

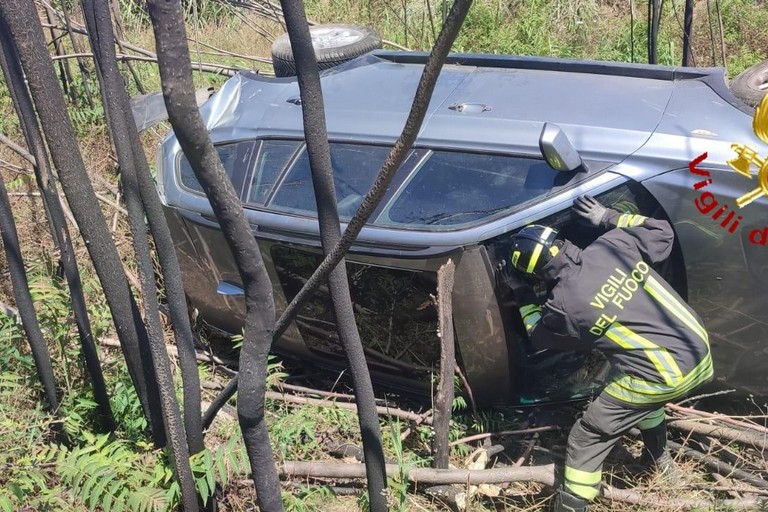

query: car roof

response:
[197,50,743,163]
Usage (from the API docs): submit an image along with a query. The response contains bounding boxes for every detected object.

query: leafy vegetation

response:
[1,0,767,510]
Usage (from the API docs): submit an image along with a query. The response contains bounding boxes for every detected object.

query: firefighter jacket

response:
[518,210,713,407]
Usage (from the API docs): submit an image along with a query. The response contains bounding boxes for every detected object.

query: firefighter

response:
[503,194,713,512]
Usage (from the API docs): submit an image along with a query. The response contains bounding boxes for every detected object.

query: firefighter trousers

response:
[563,393,666,501]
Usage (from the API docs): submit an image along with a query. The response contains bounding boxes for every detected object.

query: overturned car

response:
[155,48,768,407]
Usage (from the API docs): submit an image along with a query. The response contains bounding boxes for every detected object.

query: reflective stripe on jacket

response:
[519,210,713,406]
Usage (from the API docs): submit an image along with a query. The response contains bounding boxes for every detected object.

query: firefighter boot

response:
[640,422,681,482]
[552,488,589,512]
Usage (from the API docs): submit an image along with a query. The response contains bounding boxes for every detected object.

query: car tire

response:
[271,24,382,78]
[730,59,768,108]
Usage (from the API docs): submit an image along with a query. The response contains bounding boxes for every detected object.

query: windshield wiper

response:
[422,205,512,225]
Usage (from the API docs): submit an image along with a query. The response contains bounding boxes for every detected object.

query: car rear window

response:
[379,151,566,228]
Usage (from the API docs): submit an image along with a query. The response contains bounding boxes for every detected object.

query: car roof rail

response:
[372,50,717,82]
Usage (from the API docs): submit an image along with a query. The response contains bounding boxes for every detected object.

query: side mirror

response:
[538,122,587,172]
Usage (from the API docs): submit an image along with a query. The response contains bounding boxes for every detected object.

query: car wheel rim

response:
[309,27,365,49]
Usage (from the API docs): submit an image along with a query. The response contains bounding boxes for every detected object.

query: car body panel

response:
[156,49,768,404]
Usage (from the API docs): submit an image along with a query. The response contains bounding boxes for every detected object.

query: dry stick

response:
[275,382,386,403]
[667,403,768,435]
[433,259,456,470]
[202,0,473,435]
[713,469,743,499]
[450,426,559,447]
[705,0,718,66]
[399,410,433,442]
[455,363,477,417]
[669,419,768,452]
[277,461,766,509]
[266,391,430,424]
[0,133,35,164]
[54,0,95,107]
[515,434,540,467]
[7,189,127,216]
[668,440,768,490]
[101,337,235,367]
[676,388,735,405]
[51,52,239,76]
[282,461,556,486]
[110,189,121,232]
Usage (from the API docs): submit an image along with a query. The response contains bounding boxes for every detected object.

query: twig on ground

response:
[676,389,735,405]
[450,426,560,447]
[514,434,539,467]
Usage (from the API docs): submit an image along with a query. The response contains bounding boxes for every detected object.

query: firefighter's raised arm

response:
[573,194,674,265]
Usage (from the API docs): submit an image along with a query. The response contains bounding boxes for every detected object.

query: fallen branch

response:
[278,460,767,509]
[99,336,236,367]
[51,52,242,76]
[265,390,430,425]
[669,440,768,490]
[449,426,560,447]
[601,486,765,510]
[0,133,35,164]
[280,461,556,486]
[667,403,768,435]
[669,419,768,453]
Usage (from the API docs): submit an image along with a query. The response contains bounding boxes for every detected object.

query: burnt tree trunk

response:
[80,0,203,455]
[0,17,114,431]
[278,1,387,508]
[682,0,694,66]
[202,0,474,432]
[0,0,166,446]
[146,0,282,510]
[0,158,59,412]
[80,1,199,509]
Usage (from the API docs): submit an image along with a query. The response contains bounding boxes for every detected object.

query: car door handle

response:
[217,281,245,296]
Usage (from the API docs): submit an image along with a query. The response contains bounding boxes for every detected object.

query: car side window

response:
[246,140,302,205]
[269,143,392,219]
[178,141,254,197]
[381,151,568,228]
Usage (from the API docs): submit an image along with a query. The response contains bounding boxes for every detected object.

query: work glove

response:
[572,194,608,227]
